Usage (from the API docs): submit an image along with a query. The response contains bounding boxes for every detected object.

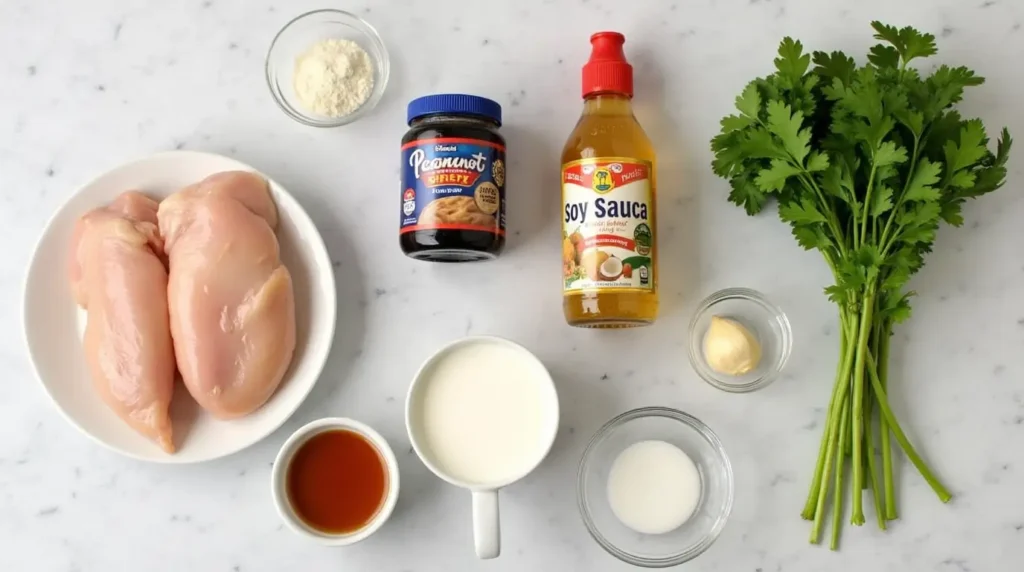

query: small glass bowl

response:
[265,9,389,127]
[577,407,734,568]
[688,287,792,393]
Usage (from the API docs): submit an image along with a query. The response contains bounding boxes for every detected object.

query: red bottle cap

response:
[582,31,633,98]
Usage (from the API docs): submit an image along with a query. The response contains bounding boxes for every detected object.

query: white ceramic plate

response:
[23,151,337,463]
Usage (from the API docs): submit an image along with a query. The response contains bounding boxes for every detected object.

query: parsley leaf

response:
[735,82,762,119]
[766,100,811,163]
[779,198,827,225]
[867,44,900,70]
[873,141,909,167]
[775,37,811,82]
[720,115,754,133]
[943,120,988,179]
[870,186,894,217]
[902,158,943,201]
[806,151,830,172]
[870,21,937,64]
[794,224,830,251]
[727,177,768,215]
[756,160,802,192]
[898,198,942,228]
[926,66,984,115]
[939,200,965,227]
[813,51,857,85]
[741,127,790,160]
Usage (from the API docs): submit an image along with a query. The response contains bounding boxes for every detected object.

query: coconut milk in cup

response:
[406,336,560,559]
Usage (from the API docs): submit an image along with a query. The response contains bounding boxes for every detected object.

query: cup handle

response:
[472,490,500,559]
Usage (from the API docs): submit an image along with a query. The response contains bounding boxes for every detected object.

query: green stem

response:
[863,322,882,493]
[878,325,897,519]
[798,172,849,257]
[872,210,880,251]
[878,134,922,252]
[850,290,876,525]
[810,391,843,544]
[858,162,879,248]
[830,398,851,550]
[809,315,858,544]
[863,341,886,531]
[866,351,953,503]
[865,426,887,530]
[802,416,833,520]
[879,221,907,259]
[802,312,851,519]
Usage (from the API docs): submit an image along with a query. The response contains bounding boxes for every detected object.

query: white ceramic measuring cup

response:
[405,336,560,559]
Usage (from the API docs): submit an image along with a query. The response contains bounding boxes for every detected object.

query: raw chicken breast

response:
[69,192,176,453]
[158,171,296,419]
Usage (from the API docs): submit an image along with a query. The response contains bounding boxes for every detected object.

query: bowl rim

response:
[576,406,734,568]
[271,417,400,545]
[265,8,390,128]
[687,287,793,393]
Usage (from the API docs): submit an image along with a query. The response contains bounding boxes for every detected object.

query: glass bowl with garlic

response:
[687,288,792,393]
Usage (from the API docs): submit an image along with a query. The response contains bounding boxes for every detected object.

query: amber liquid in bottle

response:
[561,93,659,327]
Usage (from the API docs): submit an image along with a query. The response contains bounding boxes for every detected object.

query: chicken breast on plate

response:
[69,192,176,453]
[158,171,296,419]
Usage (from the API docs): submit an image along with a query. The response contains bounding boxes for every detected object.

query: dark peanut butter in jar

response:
[400,94,505,262]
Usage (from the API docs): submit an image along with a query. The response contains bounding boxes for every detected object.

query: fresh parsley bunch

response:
[711,22,1011,549]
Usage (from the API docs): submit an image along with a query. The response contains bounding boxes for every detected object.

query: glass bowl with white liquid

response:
[577,407,733,567]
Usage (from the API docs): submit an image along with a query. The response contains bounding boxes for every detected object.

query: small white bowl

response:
[271,417,400,546]
[266,9,389,127]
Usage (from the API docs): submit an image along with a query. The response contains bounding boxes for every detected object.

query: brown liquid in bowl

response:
[285,429,388,534]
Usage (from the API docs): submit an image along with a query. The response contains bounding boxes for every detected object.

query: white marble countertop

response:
[3,0,1024,570]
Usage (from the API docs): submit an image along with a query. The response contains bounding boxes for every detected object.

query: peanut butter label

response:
[400,138,506,235]
[561,158,654,294]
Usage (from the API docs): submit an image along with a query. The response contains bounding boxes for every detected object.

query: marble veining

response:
[2,0,1024,570]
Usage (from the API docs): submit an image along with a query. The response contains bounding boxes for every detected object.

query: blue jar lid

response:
[407,94,502,125]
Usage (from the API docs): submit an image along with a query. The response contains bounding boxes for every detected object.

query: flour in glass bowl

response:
[293,39,374,118]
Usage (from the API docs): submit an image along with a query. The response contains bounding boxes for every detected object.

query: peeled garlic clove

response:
[703,315,762,375]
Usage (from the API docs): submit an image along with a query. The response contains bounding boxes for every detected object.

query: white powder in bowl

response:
[293,38,374,118]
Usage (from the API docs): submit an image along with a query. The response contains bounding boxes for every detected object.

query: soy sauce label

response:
[400,138,506,235]
[561,158,655,293]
